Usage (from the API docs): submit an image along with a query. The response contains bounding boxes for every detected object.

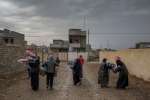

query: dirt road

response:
[1,62,150,100]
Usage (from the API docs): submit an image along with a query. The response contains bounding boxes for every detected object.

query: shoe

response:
[78,82,82,86]
[50,87,53,90]
[101,86,105,88]
[75,82,81,86]
[105,86,110,88]
[46,86,49,89]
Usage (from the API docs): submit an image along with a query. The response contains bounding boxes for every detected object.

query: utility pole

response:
[88,29,89,48]
[83,16,86,31]
[41,47,44,64]
[87,29,90,61]
[107,40,110,50]
[41,42,44,64]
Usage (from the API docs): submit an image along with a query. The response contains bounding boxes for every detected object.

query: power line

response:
[25,34,68,37]
[25,33,150,37]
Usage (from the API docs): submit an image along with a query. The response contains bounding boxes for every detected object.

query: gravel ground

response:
[0,62,150,100]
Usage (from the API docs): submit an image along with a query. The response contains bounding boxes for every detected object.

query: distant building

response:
[136,42,150,49]
[26,44,46,54]
[86,44,91,51]
[0,29,26,73]
[69,29,86,52]
[0,29,25,46]
[50,40,69,52]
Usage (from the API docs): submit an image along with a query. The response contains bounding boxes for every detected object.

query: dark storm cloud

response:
[8,0,150,18]
[0,0,150,48]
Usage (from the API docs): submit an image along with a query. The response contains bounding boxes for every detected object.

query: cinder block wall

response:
[0,45,25,74]
[99,49,150,82]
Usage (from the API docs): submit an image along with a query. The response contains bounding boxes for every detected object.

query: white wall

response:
[68,52,88,61]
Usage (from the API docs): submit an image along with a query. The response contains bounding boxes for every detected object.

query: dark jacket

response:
[45,57,56,73]
[73,59,82,77]
[29,58,39,73]
[115,60,129,88]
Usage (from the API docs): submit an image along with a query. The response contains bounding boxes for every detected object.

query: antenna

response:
[107,40,110,49]
[88,29,89,46]
[83,16,86,31]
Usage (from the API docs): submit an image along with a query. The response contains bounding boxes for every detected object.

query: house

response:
[0,29,25,46]
[69,29,86,52]
[0,29,26,73]
[136,42,150,49]
[50,40,69,52]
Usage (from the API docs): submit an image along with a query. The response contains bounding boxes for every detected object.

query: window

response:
[10,38,14,44]
[3,38,14,44]
[4,38,9,44]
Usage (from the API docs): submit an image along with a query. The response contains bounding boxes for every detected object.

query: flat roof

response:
[0,29,24,38]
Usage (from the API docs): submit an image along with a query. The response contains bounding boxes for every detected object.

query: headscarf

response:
[26,48,36,57]
[17,48,36,63]
[47,54,54,61]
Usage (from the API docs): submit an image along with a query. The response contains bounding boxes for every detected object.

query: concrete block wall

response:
[99,49,150,82]
[0,45,25,74]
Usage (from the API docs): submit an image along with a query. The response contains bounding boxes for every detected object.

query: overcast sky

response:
[0,0,150,49]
